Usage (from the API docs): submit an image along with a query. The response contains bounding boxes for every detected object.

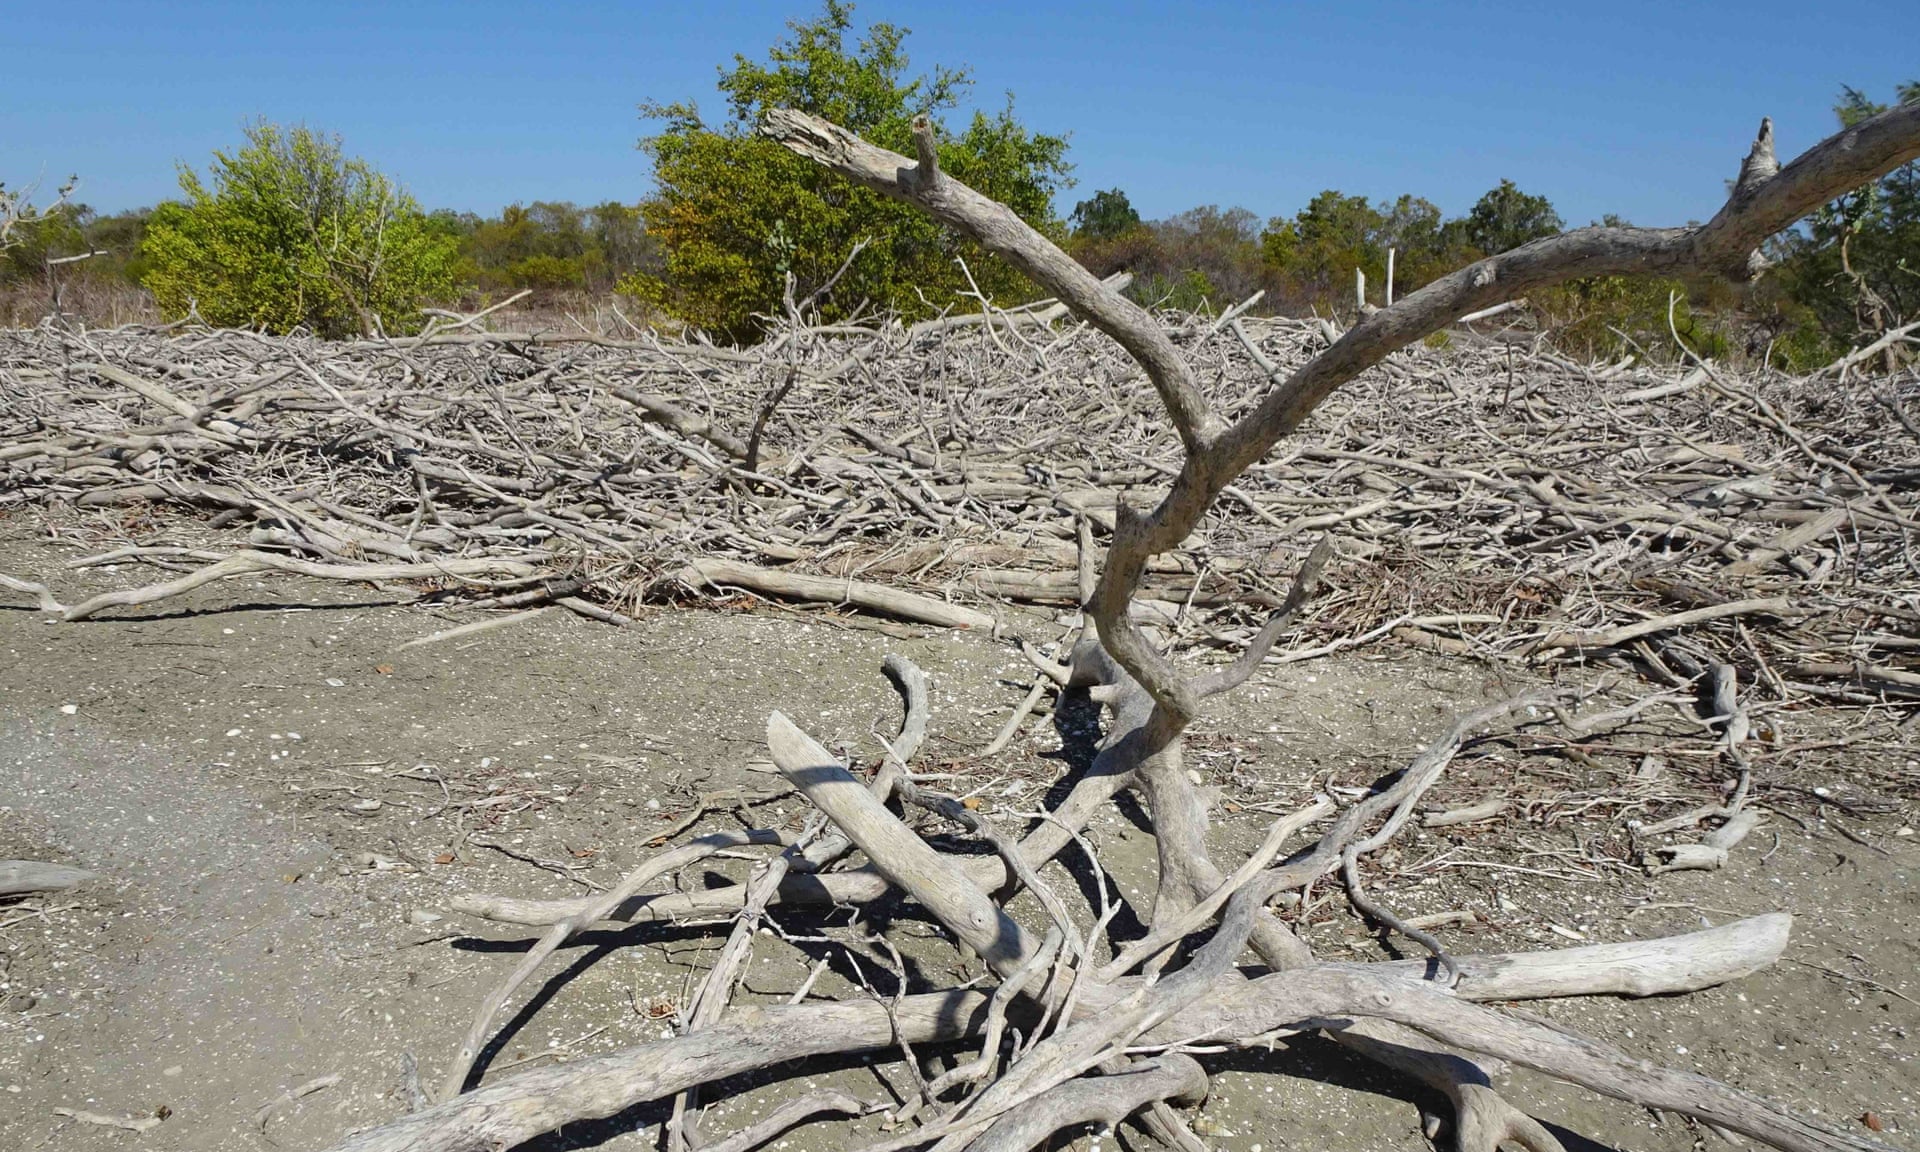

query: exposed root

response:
[1340,1021,1565,1152]
[964,1054,1207,1152]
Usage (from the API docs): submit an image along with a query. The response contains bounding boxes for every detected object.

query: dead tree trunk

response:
[326,99,1920,1152]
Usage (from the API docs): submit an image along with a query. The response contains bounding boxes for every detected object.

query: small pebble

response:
[59,703,78,715]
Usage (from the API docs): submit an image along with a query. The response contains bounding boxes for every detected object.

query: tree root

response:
[1339,1021,1565,1152]
[439,828,793,1099]
[965,1054,1208,1152]
[328,915,1839,1152]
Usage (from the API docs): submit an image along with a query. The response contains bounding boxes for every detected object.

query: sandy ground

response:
[1,515,1916,1152]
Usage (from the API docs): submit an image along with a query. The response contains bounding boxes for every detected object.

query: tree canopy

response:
[1069,188,1142,242]
[8,57,1914,374]
[624,0,1072,340]
[1767,82,1920,363]
[1463,178,1565,255]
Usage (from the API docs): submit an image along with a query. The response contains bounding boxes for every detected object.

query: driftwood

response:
[675,558,998,631]
[0,860,98,897]
[4,98,1917,1152]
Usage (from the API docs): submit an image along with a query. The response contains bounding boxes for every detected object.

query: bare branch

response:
[1194,533,1335,698]
[762,108,1218,452]
[765,712,1041,975]
[763,100,1920,722]
[964,1054,1207,1152]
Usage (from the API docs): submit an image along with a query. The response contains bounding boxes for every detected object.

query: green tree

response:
[1,199,87,280]
[588,201,658,288]
[1271,191,1384,301]
[626,1,1071,339]
[1069,188,1142,241]
[1769,82,1920,364]
[1464,179,1563,255]
[1,201,143,314]
[1070,221,1161,281]
[1376,195,1476,290]
[142,122,461,337]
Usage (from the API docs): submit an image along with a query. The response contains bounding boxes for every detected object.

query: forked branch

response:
[763,100,1920,719]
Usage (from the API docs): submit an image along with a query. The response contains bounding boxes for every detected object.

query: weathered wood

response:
[766,712,1038,974]
[0,861,97,897]
[329,915,1832,1152]
[1537,596,1798,652]
[966,1054,1207,1152]
[674,558,997,632]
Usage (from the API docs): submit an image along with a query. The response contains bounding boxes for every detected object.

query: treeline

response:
[1062,152,1902,371]
[1,1,1912,371]
[1069,183,1551,315]
[0,181,662,333]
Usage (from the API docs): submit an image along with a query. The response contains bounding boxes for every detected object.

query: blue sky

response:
[5,1,1915,228]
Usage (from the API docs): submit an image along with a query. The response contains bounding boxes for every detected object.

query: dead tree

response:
[327,100,1920,1152]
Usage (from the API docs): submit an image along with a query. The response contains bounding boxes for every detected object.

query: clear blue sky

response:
[5,1,1915,228]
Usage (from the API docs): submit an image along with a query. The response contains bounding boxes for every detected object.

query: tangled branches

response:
[2,100,1918,1152]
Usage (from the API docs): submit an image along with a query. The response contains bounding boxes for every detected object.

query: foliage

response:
[1130,268,1219,313]
[1378,194,1478,286]
[0,200,152,316]
[1064,203,1269,312]
[1262,191,1374,302]
[1256,191,1475,312]
[0,177,77,254]
[141,121,461,337]
[438,201,658,297]
[1069,188,1142,242]
[1463,179,1563,255]
[1,180,158,323]
[1,199,87,278]
[625,1,1072,340]
[1069,221,1160,281]
[1131,206,1266,306]
[1535,273,1732,362]
[1767,82,1920,367]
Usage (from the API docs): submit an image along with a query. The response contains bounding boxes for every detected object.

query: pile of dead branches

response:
[2,285,1916,701]
[2,99,1918,1152]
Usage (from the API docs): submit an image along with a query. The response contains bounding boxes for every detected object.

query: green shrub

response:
[142,122,460,337]
[1534,275,1738,363]
[1131,268,1218,313]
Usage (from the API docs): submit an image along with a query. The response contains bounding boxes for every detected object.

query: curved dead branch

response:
[762,100,1920,724]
